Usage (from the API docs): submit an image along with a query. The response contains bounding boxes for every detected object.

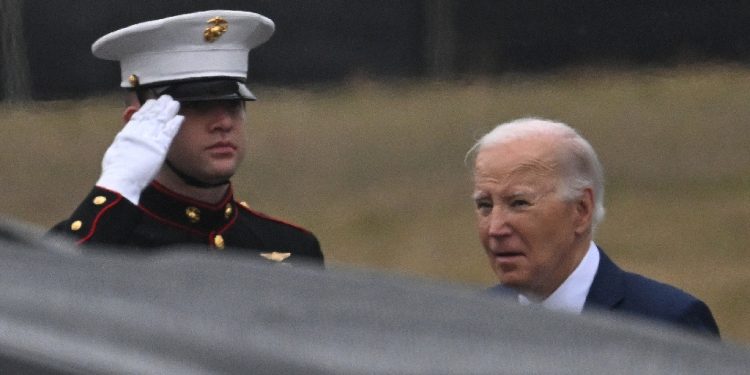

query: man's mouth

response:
[491,251,525,261]
[206,141,236,152]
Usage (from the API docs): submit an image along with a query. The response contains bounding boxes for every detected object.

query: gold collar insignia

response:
[260,252,292,262]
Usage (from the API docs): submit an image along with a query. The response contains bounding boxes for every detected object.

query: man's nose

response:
[487,207,512,236]
[209,108,234,131]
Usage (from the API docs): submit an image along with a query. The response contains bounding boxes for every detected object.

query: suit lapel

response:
[584,248,626,311]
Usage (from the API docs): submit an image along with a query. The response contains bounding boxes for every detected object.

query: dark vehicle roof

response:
[1,216,748,374]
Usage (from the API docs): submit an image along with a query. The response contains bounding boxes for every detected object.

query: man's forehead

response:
[475,140,558,176]
[474,163,557,195]
[474,140,560,195]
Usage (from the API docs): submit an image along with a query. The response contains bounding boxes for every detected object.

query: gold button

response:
[185,207,200,223]
[214,235,225,249]
[128,74,139,87]
[71,220,82,231]
[224,204,233,218]
[239,201,249,208]
[93,196,107,205]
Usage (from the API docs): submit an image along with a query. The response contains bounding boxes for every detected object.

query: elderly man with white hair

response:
[469,117,719,336]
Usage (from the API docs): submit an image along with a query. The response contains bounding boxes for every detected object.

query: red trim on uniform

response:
[215,206,239,235]
[237,203,312,235]
[150,180,233,210]
[208,231,216,247]
[76,193,125,245]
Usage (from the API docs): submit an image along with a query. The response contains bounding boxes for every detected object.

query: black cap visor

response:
[139,79,256,103]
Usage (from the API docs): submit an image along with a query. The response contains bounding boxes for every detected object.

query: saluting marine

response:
[50,10,324,266]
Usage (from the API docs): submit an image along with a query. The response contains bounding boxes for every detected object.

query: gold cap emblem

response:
[185,206,201,223]
[260,252,292,262]
[214,234,225,249]
[204,16,228,42]
[128,74,139,87]
[93,196,107,205]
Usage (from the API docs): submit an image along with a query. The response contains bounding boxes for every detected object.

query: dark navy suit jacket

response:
[491,248,720,337]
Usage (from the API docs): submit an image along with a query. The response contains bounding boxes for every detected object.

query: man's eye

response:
[510,199,530,208]
[219,100,243,113]
[475,200,492,211]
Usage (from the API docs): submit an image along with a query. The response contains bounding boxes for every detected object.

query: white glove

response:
[96,95,184,205]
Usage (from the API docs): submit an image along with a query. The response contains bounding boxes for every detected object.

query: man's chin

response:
[196,168,235,185]
[204,164,238,181]
[496,273,527,290]
[207,173,235,184]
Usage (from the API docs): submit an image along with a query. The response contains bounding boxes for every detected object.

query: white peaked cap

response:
[92,10,275,89]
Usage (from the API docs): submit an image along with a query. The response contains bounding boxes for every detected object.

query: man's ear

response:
[122,105,139,124]
[574,188,594,235]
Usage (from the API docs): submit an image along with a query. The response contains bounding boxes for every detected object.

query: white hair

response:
[467,117,606,232]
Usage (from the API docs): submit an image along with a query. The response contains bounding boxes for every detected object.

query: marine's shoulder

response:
[235,203,315,237]
[233,202,324,263]
[49,186,140,244]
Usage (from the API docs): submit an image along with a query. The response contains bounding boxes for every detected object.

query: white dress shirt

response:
[518,241,600,314]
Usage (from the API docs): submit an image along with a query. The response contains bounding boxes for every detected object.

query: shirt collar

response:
[518,241,600,314]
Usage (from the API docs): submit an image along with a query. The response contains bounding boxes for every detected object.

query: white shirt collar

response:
[518,241,600,314]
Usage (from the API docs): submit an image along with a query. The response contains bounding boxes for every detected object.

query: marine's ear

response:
[121,91,142,124]
[122,105,139,124]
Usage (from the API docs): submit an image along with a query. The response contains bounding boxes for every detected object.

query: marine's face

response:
[166,99,247,184]
[473,137,588,298]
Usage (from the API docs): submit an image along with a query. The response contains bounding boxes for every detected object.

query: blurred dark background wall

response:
[2,0,750,100]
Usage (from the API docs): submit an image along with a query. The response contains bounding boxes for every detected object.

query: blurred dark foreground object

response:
[1,216,749,374]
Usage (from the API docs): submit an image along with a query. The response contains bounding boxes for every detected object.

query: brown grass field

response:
[1,65,748,344]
